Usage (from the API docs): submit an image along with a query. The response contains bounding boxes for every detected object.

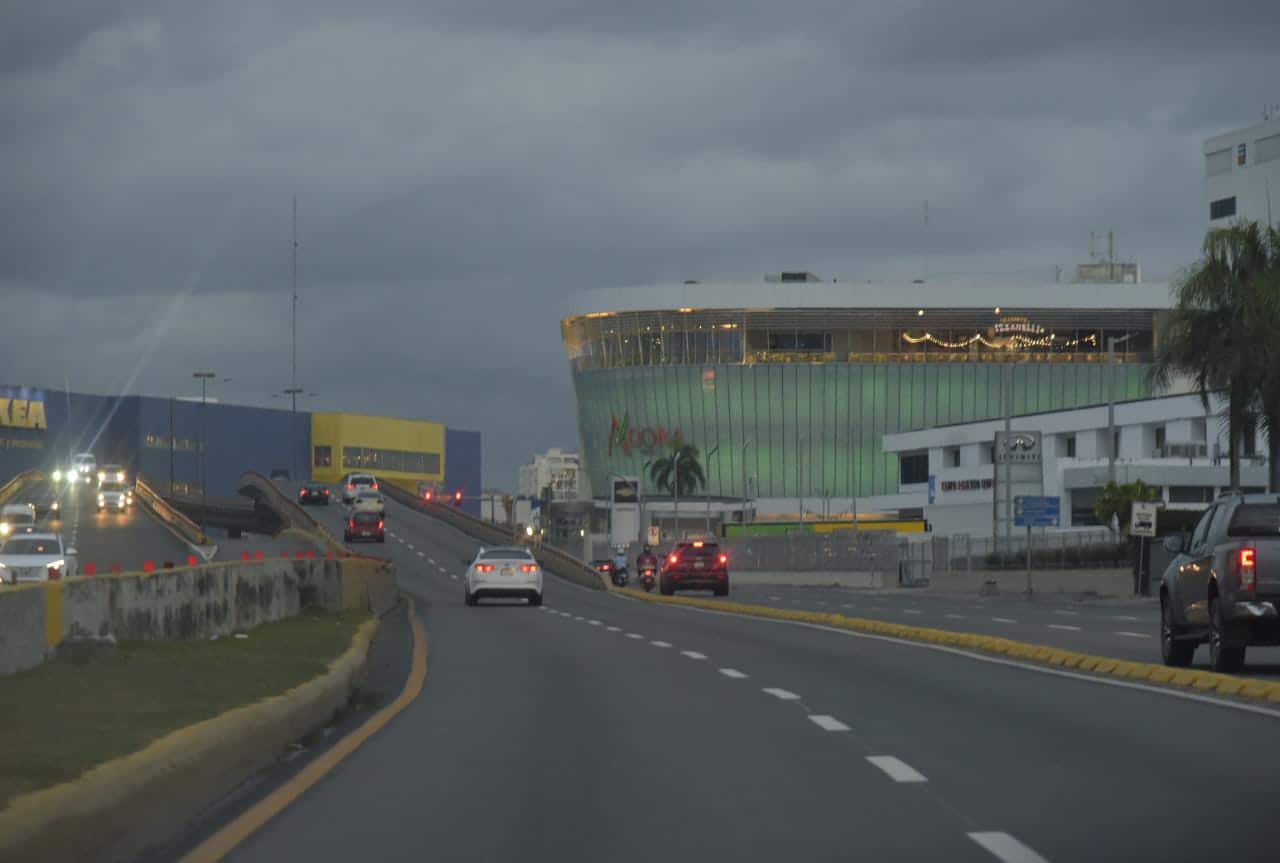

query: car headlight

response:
[97,471,105,482]
[52,469,63,482]
[48,559,64,571]
[0,524,10,536]
[98,495,105,505]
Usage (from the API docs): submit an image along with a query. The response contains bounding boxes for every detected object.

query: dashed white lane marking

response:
[808,715,850,732]
[815,601,827,606]
[762,688,800,701]
[397,538,405,544]
[1115,631,1150,639]
[606,625,622,632]
[681,650,707,660]
[450,575,458,581]
[1113,615,1139,622]
[651,640,673,648]
[842,603,853,608]
[719,668,747,679]
[968,831,1051,863]
[1048,624,1081,632]
[866,756,927,783]
[573,616,584,621]
[769,595,782,601]
[438,566,447,572]
[416,551,425,558]
[407,543,415,550]
[588,619,601,626]
[1052,610,1079,616]
[559,611,572,617]
[992,617,1018,624]
[428,557,435,564]
[626,633,644,639]
[903,609,923,615]
[945,613,966,620]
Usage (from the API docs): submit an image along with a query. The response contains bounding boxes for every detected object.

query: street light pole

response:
[740,439,752,527]
[283,387,304,481]
[1107,333,1135,486]
[193,371,216,536]
[704,445,720,537]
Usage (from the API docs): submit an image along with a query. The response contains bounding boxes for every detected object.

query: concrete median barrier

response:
[617,588,1280,704]
[0,615,380,863]
[0,554,397,675]
[134,474,216,556]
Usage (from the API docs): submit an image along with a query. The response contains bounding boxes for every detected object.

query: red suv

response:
[345,511,385,543]
[660,540,729,596]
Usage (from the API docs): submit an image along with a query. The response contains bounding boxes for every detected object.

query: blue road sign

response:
[1014,495,1060,528]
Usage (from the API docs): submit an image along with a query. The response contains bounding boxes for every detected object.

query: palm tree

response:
[648,443,705,538]
[1153,222,1280,490]
[1253,228,1280,490]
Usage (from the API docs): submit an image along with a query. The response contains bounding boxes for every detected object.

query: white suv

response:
[341,473,378,504]
[464,546,543,607]
[0,503,37,538]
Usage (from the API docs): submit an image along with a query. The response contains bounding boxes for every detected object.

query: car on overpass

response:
[660,540,730,597]
[349,489,385,516]
[464,546,542,606]
[341,473,378,504]
[97,463,128,485]
[344,511,385,543]
[298,482,331,506]
[1,503,37,538]
[1159,492,1280,672]
[96,480,133,513]
[0,532,77,584]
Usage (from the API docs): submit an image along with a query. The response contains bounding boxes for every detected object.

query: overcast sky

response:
[2,1,1277,487]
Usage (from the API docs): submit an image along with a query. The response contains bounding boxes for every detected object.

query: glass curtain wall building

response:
[561,279,1170,507]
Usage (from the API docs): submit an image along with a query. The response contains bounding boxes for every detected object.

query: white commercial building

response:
[1204,115,1280,228]
[880,392,1270,537]
[517,448,582,501]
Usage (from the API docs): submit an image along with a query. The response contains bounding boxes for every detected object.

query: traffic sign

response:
[1130,502,1158,538]
[1014,495,1060,527]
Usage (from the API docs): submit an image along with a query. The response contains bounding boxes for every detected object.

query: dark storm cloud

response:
[1,1,1277,485]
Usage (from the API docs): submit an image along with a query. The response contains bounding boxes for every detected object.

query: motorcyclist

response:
[611,547,629,585]
[636,545,659,573]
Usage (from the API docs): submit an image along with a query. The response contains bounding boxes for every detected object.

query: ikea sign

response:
[0,397,48,430]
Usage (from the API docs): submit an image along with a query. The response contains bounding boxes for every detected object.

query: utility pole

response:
[283,386,303,481]
[291,196,299,481]
[193,371,216,536]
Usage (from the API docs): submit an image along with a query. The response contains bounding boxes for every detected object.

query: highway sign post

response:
[1131,502,1159,596]
[1014,495,1060,596]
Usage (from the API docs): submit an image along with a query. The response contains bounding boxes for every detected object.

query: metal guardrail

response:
[378,483,606,591]
[0,470,43,507]
[134,474,212,547]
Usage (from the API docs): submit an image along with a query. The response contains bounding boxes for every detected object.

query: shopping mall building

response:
[560,274,1171,524]
[0,385,481,512]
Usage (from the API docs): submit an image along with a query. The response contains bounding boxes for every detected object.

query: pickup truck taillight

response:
[1239,547,1257,592]
[717,553,728,567]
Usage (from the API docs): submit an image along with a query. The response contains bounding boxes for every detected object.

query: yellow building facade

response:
[310,412,446,493]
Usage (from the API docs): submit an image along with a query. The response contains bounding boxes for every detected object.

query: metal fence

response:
[939,530,1131,573]
[706,531,901,575]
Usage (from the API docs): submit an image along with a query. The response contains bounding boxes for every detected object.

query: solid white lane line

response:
[681,650,708,660]
[992,617,1018,623]
[866,756,928,783]
[1113,615,1139,622]
[1115,631,1150,639]
[968,831,1051,863]
[945,613,966,620]
[651,640,672,648]
[809,715,850,732]
[606,625,622,632]
[1048,624,1081,632]
[719,668,747,679]
[626,633,644,639]
[762,688,800,701]
[1052,609,1079,616]
[903,609,923,615]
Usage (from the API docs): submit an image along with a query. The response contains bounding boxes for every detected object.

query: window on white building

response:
[1154,425,1166,453]
[1205,147,1232,176]
[1257,133,1280,164]
[945,447,961,468]
[899,452,929,485]
[1210,196,1237,220]
[1060,434,1076,458]
[980,443,994,465]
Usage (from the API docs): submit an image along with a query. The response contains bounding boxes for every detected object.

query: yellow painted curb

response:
[181,596,428,862]
[615,588,1280,704]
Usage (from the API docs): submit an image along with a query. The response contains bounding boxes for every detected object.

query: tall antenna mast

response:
[291,196,298,402]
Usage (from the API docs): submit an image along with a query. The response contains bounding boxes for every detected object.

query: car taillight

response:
[718,553,728,566]
[378,520,384,530]
[424,490,434,501]
[668,553,679,565]
[476,564,495,573]
[47,566,61,580]
[1239,547,1257,592]
[348,519,357,528]
[347,483,355,490]
[520,564,539,573]
[371,481,379,490]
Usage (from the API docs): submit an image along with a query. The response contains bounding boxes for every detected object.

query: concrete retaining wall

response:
[925,567,1133,597]
[0,555,396,675]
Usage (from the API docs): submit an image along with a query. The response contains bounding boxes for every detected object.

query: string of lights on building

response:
[899,331,1100,350]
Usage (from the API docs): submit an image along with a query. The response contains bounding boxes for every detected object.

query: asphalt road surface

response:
[12,480,191,573]
[722,583,1280,678]
[188,493,1280,863]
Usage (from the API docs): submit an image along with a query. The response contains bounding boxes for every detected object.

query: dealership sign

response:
[608,413,684,456]
[939,477,994,493]
[0,396,47,430]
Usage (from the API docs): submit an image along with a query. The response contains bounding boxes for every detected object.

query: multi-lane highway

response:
[193,492,1280,863]
[13,480,192,574]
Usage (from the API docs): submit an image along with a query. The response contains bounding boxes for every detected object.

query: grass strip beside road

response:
[617,588,1280,704]
[0,610,369,810]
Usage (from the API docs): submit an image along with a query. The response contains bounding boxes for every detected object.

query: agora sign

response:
[608,413,684,457]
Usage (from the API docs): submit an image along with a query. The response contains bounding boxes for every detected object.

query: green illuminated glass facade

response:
[563,306,1158,500]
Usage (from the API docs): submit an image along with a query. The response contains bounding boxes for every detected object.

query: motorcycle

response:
[639,566,657,592]
[611,565,629,588]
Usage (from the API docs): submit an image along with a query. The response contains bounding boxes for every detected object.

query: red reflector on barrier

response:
[254,551,264,561]
[241,551,251,561]
[187,555,199,567]
[84,563,97,576]
[143,560,156,573]
[296,550,307,559]
[110,564,122,573]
